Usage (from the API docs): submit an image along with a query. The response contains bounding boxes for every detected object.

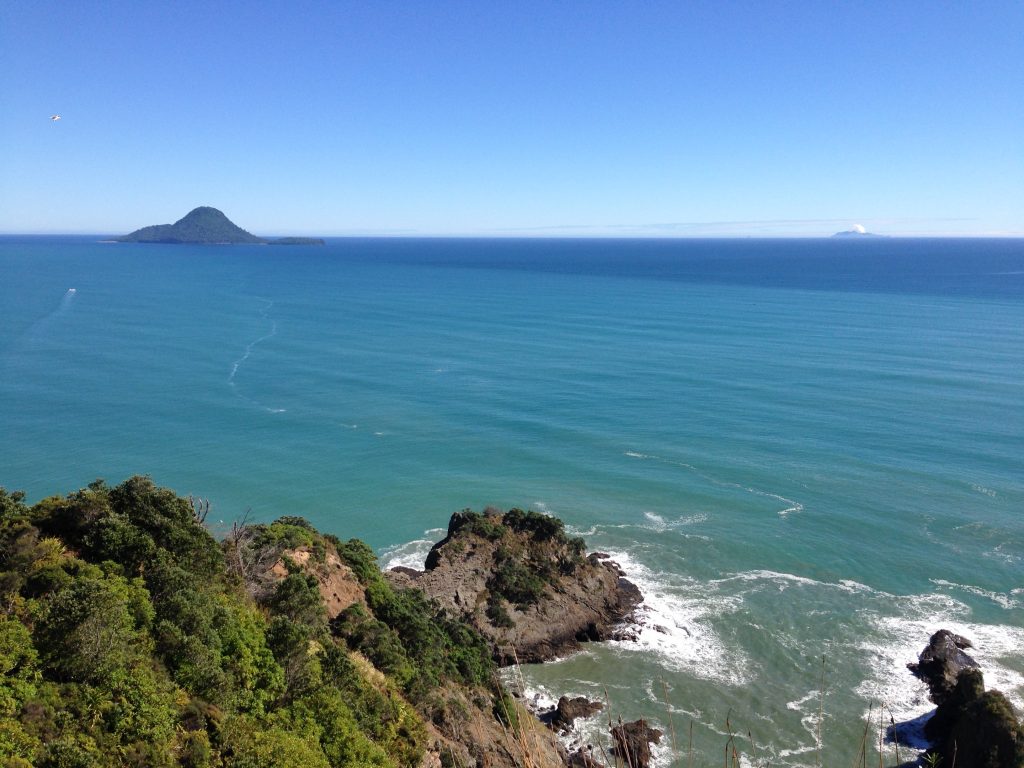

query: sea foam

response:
[605,549,749,685]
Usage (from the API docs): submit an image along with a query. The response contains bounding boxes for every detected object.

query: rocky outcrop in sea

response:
[387,507,643,664]
[909,629,1024,768]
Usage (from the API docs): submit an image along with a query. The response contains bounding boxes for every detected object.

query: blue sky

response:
[2,1,1022,236]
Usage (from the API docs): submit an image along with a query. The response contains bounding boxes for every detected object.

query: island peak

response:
[116,206,324,245]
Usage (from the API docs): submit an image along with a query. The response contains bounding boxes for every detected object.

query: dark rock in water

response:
[611,719,662,768]
[908,629,979,704]
[926,667,987,743]
[924,668,1024,768]
[567,746,605,768]
[545,696,604,734]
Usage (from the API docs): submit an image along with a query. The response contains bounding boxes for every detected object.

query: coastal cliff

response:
[0,478,631,768]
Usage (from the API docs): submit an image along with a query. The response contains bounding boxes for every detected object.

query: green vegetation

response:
[0,477,500,767]
[446,509,507,541]
[454,508,587,611]
[116,207,266,244]
[332,538,494,701]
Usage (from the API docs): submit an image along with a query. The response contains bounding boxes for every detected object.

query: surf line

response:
[624,450,803,516]
[228,298,285,414]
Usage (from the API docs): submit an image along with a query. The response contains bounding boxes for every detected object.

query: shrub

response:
[485,597,515,628]
[488,558,546,608]
[504,508,565,541]
[447,510,506,541]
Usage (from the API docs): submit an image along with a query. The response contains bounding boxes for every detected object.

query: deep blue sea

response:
[2,236,1022,765]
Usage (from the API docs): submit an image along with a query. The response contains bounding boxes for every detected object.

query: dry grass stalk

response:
[661,680,679,760]
[817,654,827,768]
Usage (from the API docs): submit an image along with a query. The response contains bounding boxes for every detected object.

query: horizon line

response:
[3,230,1023,240]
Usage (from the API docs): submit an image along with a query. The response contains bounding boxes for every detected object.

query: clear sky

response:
[2,0,1022,236]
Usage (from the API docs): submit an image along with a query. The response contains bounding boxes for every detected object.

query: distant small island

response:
[116,206,325,245]
[833,225,885,238]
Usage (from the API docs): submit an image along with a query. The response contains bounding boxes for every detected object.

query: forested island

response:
[0,478,1020,768]
[115,207,325,245]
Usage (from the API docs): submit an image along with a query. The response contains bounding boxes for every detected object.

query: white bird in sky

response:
[50,114,61,121]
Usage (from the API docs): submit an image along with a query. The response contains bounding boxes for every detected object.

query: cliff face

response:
[388,508,642,664]
[246,521,567,768]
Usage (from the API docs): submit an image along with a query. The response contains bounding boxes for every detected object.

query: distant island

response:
[833,225,885,238]
[116,206,325,245]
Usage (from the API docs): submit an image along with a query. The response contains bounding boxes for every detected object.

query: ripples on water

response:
[1,236,1022,765]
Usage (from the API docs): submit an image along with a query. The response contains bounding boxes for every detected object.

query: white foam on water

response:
[970,483,998,497]
[623,450,803,516]
[777,687,828,761]
[930,578,1022,610]
[640,511,710,532]
[380,527,446,570]
[856,589,1024,746]
[987,542,1022,566]
[510,677,677,767]
[712,569,823,591]
[606,549,749,685]
[643,511,667,529]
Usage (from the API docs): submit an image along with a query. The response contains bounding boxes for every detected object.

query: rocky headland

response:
[386,507,643,665]
[242,505,650,768]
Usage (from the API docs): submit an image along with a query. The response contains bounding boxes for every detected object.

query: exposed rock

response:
[924,668,1024,768]
[908,629,979,704]
[267,547,366,619]
[567,745,605,768]
[611,719,663,768]
[388,507,643,664]
[544,696,604,734]
[418,687,565,768]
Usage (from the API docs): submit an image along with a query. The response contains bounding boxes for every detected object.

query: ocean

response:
[2,236,1022,765]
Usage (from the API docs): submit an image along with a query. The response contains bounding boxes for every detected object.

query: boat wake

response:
[228,298,286,414]
[624,450,803,516]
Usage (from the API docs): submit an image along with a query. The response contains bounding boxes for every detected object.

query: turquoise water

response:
[2,237,1022,765]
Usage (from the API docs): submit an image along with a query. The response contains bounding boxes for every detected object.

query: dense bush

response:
[0,478,457,767]
[488,556,547,607]
[446,509,506,541]
[503,507,564,540]
[333,538,495,699]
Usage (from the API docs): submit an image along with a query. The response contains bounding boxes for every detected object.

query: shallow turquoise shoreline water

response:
[2,236,1022,765]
